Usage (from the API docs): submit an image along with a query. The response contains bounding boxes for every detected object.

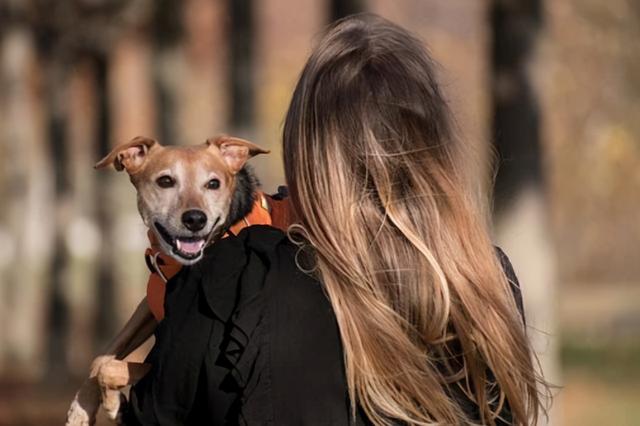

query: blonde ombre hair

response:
[283,14,547,425]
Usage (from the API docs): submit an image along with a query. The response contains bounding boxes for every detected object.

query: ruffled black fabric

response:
[199,226,288,424]
[126,226,296,425]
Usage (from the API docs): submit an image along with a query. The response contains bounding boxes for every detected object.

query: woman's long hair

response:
[283,14,547,426]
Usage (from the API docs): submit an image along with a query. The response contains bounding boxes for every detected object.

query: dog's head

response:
[96,135,269,265]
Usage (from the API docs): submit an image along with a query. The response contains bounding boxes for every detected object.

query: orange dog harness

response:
[144,190,291,321]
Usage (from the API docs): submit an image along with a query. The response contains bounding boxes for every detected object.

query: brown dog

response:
[65,135,269,425]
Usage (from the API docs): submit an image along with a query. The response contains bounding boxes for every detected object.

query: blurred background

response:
[0,0,638,424]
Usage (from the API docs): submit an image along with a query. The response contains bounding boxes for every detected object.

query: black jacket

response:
[126,225,523,425]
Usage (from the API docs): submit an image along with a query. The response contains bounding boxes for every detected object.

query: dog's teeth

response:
[175,238,204,255]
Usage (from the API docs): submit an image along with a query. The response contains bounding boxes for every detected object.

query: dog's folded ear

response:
[95,136,158,173]
[206,135,270,174]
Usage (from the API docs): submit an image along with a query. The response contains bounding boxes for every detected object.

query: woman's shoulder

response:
[235,224,291,252]
[234,225,331,313]
[196,225,324,314]
[233,225,321,290]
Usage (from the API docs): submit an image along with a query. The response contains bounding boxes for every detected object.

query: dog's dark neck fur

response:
[224,165,260,231]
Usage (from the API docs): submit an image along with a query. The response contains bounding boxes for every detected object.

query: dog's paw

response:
[65,355,124,426]
[97,360,151,422]
[90,354,116,376]
[101,386,125,421]
[65,398,94,426]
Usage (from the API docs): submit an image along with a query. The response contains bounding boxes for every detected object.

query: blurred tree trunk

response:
[228,0,255,136]
[490,1,559,424]
[494,190,558,425]
[0,36,9,375]
[62,59,101,376]
[0,26,55,378]
[254,0,327,191]
[0,35,11,377]
[106,30,156,331]
[330,0,364,21]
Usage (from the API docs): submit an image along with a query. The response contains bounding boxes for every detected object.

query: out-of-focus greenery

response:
[561,338,640,381]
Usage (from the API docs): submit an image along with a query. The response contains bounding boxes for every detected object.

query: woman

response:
[126,14,547,425]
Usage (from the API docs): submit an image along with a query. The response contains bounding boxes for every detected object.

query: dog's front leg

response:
[104,296,158,359]
[66,298,157,425]
[66,355,116,426]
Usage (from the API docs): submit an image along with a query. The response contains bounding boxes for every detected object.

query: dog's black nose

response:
[182,209,207,232]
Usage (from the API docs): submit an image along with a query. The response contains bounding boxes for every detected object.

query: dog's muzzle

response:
[153,217,220,263]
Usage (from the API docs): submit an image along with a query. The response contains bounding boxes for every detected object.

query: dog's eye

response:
[206,178,221,190]
[156,175,175,188]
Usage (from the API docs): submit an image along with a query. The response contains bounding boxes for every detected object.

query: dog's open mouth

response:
[154,222,207,260]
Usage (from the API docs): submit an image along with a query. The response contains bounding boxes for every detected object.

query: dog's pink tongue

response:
[176,239,205,254]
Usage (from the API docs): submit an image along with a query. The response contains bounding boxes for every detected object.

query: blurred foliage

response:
[561,338,640,382]
[538,0,640,282]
